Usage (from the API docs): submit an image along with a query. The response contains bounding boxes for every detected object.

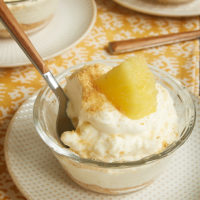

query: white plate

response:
[4,94,200,199]
[113,0,200,17]
[0,0,96,67]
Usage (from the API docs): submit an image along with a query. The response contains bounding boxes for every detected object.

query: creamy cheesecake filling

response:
[61,64,178,162]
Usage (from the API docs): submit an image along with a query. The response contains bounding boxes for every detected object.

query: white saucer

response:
[0,0,96,67]
[4,94,200,199]
[113,0,200,17]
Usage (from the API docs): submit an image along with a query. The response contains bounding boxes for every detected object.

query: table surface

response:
[0,0,199,199]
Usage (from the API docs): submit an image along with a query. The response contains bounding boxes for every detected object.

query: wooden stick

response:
[108,30,200,54]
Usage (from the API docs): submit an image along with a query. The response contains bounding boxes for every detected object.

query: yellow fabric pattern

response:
[0,0,199,199]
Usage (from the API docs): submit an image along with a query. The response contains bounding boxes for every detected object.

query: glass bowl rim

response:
[33,59,196,168]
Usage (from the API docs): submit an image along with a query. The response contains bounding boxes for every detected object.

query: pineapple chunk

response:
[95,56,158,119]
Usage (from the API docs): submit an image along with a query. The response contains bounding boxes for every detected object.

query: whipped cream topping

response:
[61,64,178,162]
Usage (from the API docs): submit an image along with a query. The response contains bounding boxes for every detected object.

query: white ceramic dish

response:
[112,0,200,17]
[0,0,96,67]
[4,89,200,199]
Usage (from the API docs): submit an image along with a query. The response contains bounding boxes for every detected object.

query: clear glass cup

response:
[33,60,195,195]
[0,0,59,38]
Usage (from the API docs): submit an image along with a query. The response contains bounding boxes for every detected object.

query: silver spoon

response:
[0,0,74,143]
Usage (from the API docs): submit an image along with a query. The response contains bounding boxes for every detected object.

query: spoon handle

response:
[0,0,48,74]
[108,30,200,54]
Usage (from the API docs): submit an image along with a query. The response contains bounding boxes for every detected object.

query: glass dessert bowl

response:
[33,59,195,195]
[0,0,58,38]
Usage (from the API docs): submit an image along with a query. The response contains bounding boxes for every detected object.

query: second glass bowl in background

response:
[0,0,59,38]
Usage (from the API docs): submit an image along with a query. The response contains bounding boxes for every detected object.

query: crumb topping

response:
[69,64,108,113]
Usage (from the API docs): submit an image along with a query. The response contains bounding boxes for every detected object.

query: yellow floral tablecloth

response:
[0,0,199,199]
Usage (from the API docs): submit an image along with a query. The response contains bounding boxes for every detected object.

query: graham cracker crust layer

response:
[66,169,154,195]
